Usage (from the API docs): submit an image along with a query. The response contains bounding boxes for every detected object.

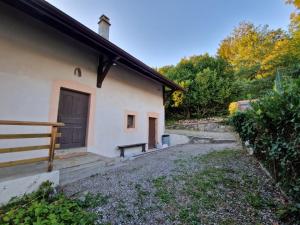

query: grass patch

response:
[220,218,237,225]
[116,200,133,219]
[134,183,150,206]
[77,192,109,208]
[183,167,237,209]
[158,149,284,224]
[178,207,201,225]
[152,176,174,204]
[196,149,240,163]
[174,158,188,166]
[245,192,267,209]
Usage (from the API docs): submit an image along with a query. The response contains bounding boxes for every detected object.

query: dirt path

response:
[62,141,285,225]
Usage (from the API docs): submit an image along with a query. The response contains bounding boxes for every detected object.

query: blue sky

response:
[47,0,294,68]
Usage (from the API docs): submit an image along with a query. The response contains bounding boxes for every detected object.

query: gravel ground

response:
[62,141,287,225]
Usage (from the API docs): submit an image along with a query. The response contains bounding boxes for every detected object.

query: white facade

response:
[0,3,165,160]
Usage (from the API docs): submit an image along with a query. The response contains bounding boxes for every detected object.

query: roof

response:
[2,0,184,91]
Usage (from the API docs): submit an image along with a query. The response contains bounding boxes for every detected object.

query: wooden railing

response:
[0,120,64,172]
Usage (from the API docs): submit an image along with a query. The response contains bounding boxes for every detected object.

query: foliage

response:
[229,78,300,206]
[0,182,107,225]
[235,1,300,80]
[286,0,300,32]
[232,76,274,100]
[228,102,238,115]
[159,54,235,118]
[158,1,300,120]
[218,22,287,79]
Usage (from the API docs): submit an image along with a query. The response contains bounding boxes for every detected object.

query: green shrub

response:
[229,111,257,146]
[0,182,104,225]
[230,78,300,204]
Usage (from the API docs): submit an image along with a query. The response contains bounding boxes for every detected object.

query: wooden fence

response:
[0,120,64,172]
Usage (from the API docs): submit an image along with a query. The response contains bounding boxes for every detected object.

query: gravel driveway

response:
[62,142,286,225]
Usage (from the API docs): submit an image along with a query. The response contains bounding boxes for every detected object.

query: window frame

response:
[127,114,135,129]
[124,111,138,132]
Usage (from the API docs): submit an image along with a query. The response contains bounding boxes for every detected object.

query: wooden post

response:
[48,126,58,172]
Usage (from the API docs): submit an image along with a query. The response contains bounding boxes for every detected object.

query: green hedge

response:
[230,79,300,203]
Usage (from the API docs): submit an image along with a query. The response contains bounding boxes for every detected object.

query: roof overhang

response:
[2,0,184,91]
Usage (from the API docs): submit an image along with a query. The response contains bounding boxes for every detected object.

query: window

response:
[127,114,135,128]
[124,111,137,131]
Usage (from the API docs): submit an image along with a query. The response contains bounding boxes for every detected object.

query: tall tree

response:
[159,54,235,118]
[218,22,286,79]
[259,1,300,78]
[286,0,300,31]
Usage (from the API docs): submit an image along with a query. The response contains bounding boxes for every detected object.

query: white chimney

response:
[98,15,110,40]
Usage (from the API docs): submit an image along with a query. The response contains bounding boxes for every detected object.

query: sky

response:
[46,0,294,68]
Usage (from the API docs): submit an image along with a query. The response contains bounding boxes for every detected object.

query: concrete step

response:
[189,136,213,144]
[55,147,87,157]
[60,160,108,185]
[212,139,237,144]
[188,136,236,144]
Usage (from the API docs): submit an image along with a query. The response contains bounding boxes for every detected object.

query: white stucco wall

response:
[0,3,165,160]
[0,171,59,205]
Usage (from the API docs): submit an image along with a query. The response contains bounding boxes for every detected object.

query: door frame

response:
[49,80,96,148]
[147,112,159,149]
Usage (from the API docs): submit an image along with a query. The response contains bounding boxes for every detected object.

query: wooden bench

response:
[118,143,146,157]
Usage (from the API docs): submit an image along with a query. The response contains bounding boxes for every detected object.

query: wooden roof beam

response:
[97,56,119,88]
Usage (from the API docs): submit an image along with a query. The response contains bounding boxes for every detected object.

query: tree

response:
[159,1,300,120]
[286,0,300,31]
[159,54,235,118]
[218,22,287,79]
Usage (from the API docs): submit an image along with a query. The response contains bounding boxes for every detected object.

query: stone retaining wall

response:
[166,119,233,132]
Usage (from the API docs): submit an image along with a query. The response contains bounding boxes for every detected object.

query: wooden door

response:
[57,88,89,149]
[148,117,156,149]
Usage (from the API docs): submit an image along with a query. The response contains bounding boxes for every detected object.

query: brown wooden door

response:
[148,117,156,149]
[57,88,89,149]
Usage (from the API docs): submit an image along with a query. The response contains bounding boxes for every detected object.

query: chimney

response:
[98,15,111,40]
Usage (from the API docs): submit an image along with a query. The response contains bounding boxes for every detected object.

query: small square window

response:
[127,114,135,128]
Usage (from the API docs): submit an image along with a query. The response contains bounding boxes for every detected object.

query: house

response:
[0,0,183,165]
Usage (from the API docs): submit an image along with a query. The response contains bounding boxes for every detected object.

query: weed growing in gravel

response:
[195,148,239,163]
[220,218,237,225]
[245,192,268,209]
[152,176,174,204]
[183,167,232,209]
[174,158,188,167]
[116,200,133,219]
[158,149,285,224]
[178,206,201,225]
[77,192,109,208]
[134,183,150,205]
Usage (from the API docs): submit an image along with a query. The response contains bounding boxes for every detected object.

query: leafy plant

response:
[0,182,107,225]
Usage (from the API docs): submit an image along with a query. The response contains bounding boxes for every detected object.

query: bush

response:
[230,78,300,203]
[229,111,257,146]
[228,102,238,115]
[0,182,106,225]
